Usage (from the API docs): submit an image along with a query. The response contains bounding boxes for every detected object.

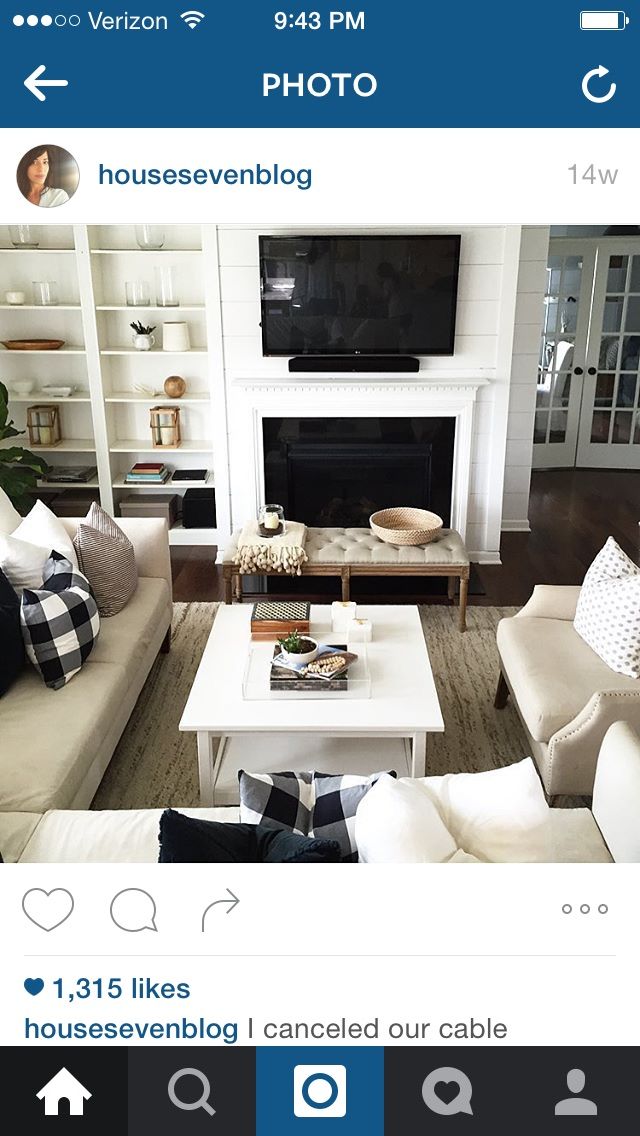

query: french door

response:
[534,238,640,469]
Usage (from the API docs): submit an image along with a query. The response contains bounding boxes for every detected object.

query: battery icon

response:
[580,10,630,29]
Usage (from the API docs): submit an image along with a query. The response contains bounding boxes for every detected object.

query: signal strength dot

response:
[180,9,205,28]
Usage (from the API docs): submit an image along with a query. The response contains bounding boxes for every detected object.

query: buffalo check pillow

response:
[239,768,395,861]
[238,771,314,836]
[20,552,100,690]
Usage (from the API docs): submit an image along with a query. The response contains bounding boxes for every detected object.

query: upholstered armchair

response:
[495,585,640,799]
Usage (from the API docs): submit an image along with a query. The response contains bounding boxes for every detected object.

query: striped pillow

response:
[73,503,137,617]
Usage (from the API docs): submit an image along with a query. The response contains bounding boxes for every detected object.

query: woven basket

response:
[370,507,443,546]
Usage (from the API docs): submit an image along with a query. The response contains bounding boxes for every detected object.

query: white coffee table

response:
[179,604,444,805]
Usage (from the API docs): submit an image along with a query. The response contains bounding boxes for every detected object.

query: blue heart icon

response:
[24,978,44,996]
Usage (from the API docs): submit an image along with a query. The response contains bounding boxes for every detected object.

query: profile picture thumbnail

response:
[16,144,79,208]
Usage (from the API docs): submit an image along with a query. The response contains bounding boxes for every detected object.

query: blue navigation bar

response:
[1,1,639,126]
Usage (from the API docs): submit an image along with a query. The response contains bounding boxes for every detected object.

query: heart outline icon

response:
[24,978,45,996]
[22,888,74,931]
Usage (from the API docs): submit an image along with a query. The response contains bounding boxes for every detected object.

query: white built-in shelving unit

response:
[0,224,230,547]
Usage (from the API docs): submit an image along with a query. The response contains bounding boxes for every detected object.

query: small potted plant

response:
[130,320,156,351]
[277,628,318,666]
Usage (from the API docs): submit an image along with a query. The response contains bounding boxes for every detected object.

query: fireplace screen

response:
[262,417,454,528]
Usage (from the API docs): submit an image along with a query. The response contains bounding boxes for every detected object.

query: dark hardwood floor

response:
[170,469,640,608]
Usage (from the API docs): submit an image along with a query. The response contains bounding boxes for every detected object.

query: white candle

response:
[263,512,280,530]
[331,600,357,633]
[347,616,372,643]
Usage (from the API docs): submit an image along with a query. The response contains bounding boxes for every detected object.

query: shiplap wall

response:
[217,225,521,560]
[502,226,549,530]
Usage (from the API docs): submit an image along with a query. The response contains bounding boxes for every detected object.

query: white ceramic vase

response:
[132,333,155,351]
[162,322,191,352]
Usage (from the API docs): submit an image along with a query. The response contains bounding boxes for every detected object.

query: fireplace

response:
[262,417,455,527]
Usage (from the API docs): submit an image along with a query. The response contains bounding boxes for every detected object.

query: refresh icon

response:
[582,65,617,103]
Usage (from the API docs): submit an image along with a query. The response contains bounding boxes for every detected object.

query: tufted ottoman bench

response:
[222,527,470,630]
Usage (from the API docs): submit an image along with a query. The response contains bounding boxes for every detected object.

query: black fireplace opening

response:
[262,416,455,528]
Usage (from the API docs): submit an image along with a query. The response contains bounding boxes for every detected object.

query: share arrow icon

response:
[25,65,69,102]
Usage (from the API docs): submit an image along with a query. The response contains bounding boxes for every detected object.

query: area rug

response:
[92,603,528,810]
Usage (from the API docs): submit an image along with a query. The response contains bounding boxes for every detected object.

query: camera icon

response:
[293,1065,347,1118]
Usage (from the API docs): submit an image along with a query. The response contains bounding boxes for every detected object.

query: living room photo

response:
[0,221,639,866]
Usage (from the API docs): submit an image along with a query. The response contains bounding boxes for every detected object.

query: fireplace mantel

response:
[227,374,490,549]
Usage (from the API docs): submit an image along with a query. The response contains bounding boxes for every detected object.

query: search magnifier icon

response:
[168,1068,216,1117]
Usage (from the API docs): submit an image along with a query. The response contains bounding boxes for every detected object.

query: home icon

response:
[36,1067,92,1116]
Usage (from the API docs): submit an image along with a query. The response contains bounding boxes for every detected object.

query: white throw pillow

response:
[429,758,552,863]
[355,774,459,863]
[0,531,51,594]
[13,500,77,568]
[0,486,21,535]
[574,536,640,678]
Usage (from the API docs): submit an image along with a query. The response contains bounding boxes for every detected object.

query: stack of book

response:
[124,462,170,485]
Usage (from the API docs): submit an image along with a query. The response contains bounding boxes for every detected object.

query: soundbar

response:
[288,356,420,374]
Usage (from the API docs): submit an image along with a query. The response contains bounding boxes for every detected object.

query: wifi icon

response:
[180,10,205,28]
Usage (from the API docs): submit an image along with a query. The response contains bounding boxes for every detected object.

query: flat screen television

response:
[259,234,461,357]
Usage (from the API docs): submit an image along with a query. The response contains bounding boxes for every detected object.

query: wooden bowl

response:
[370,507,443,546]
[1,339,65,351]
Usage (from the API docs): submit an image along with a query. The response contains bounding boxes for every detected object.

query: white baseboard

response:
[469,550,502,565]
[501,519,531,533]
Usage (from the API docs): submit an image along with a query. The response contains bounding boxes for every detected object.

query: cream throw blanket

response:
[233,520,308,575]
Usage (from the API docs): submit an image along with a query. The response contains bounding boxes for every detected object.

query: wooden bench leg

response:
[223,569,233,605]
[458,571,469,632]
[234,573,242,601]
[447,576,456,601]
[341,567,351,602]
[494,670,510,709]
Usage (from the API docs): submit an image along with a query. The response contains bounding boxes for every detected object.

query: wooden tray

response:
[1,339,65,351]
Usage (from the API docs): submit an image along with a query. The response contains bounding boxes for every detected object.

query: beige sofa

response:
[496,585,640,797]
[0,516,172,816]
[2,722,639,863]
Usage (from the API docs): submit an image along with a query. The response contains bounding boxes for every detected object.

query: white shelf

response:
[113,474,214,491]
[29,439,96,453]
[105,392,209,404]
[97,304,205,312]
[38,478,100,489]
[9,393,91,403]
[100,348,207,356]
[0,304,81,311]
[0,247,75,254]
[109,439,211,453]
[0,347,85,355]
[169,523,218,546]
[91,249,202,256]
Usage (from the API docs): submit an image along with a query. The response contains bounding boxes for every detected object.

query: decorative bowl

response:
[279,637,319,666]
[10,380,35,395]
[42,385,74,398]
[370,507,443,546]
[1,339,65,351]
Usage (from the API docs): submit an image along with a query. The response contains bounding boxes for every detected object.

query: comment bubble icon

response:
[110,888,158,933]
[422,1067,473,1116]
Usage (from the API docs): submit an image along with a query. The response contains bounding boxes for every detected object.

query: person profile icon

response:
[554,1069,598,1116]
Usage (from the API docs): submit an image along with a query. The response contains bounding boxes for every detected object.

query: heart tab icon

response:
[22,888,75,931]
[24,978,45,996]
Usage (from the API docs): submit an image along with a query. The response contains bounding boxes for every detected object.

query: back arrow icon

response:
[582,65,616,103]
[25,65,69,102]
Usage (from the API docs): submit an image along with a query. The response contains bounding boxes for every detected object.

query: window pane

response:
[624,297,640,332]
[612,412,632,444]
[607,256,628,292]
[599,337,620,369]
[543,299,559,335]
[620,336,640,371]
[552,373,571,406]
[590,410,611,443]
[536,374,551,408]
[595,373,615,406]
[630,255,640,293]
[534,411,548,444]
[555,338,575,371]
[603,297,624,333]
[549,410,567,443]
[616,374,637,407]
